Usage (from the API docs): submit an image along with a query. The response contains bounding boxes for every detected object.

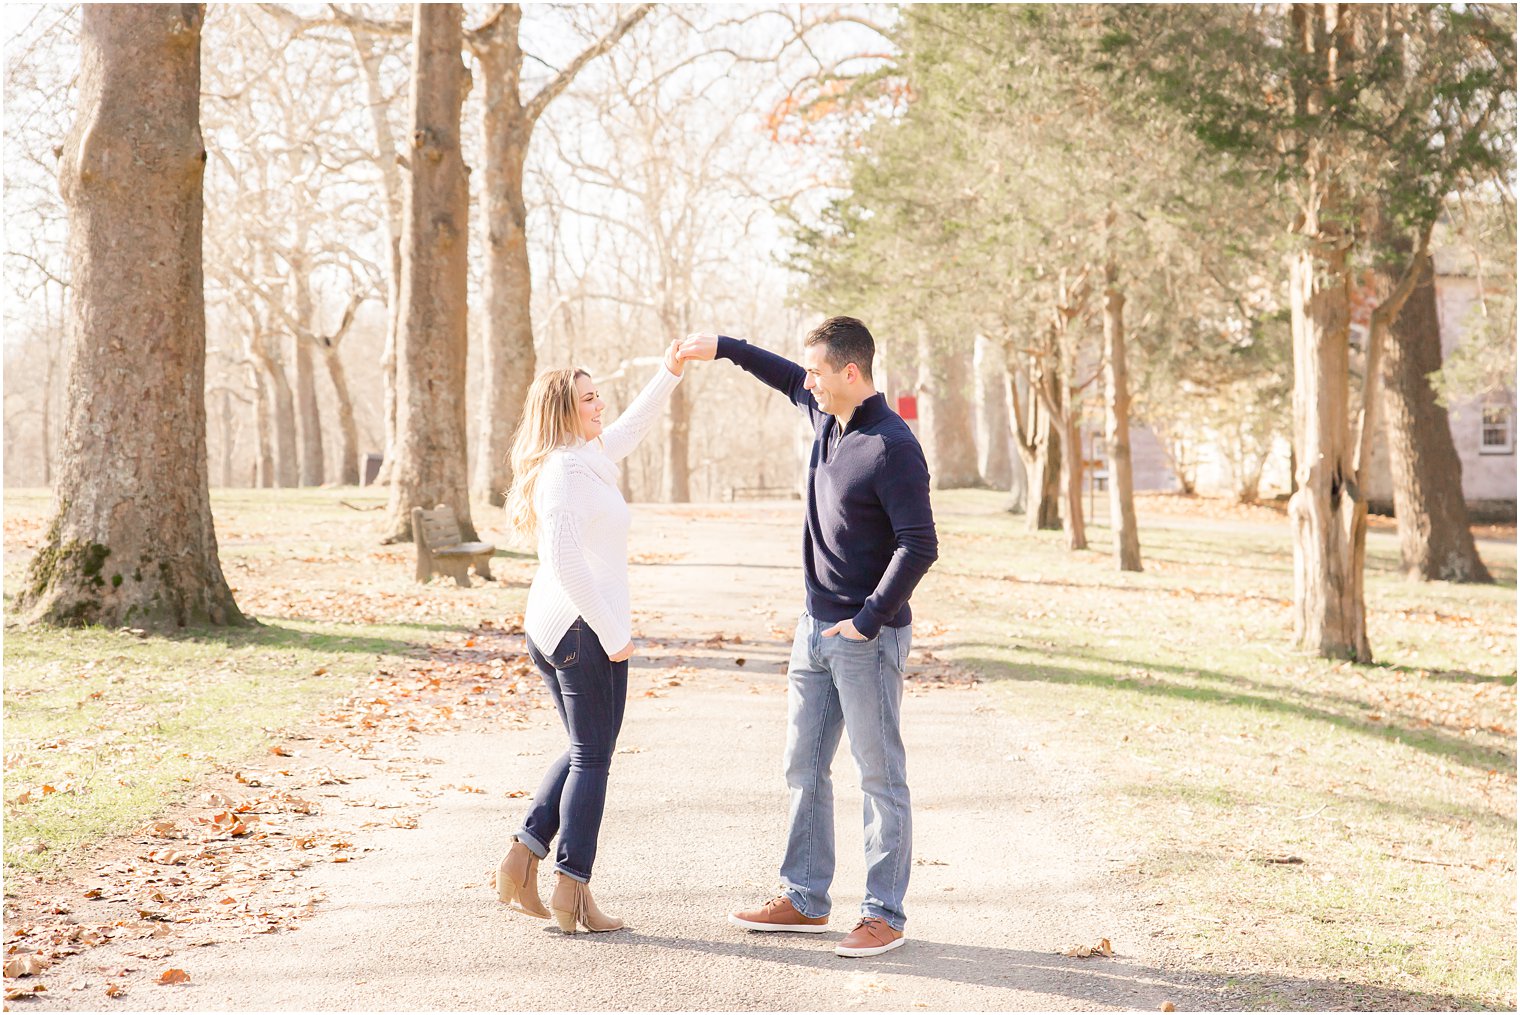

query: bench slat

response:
[433,543,494,557]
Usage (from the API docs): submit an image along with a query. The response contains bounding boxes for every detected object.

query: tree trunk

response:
[466,4,651,503]
[1032,411,1061,531]
[252,340,298,487]
[217,388,235,489]
[293,330,324,486]
[322,344,362,486]
[664,378,692,503]
[916,324,981,489]
[1103,271,1142,571]
[384,3,475,544]
[253,366,274,488]
[19,4,244,630]
[1057,408,1087,550]
[1007,361,1059,529]
[471,10,534,508]
[351,30,404,487]
[1380,250,1491,582]
[974,334,1013,490]
[1286,243,1369,661]
[1003,366,1029,513]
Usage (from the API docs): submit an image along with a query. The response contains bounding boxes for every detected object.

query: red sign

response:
[896,394,918,421]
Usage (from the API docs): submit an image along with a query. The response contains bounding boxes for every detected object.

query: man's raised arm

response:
[679,332,816,418]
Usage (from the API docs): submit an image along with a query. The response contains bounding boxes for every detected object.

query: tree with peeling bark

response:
[19,4,245,630]
[467,3,654,507]
[1114,3,1515,660]
[383,3,474,544]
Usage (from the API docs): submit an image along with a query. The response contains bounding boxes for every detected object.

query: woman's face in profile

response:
[575,374,605,440]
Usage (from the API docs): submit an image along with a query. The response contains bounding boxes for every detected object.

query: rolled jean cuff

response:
[514,828,549,860]
[555,864,590,884]
[862,904,905,932]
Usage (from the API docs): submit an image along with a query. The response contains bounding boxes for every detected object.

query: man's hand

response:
[820,619,869,642]
[663,339,685,377]
[609,640,635,662]
[678,332,719,362]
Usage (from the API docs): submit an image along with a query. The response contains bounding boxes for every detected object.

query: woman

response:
[493,340,685,934]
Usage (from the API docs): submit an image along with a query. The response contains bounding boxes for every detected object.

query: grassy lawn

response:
[4,485,1513,1008]
[3,487,529,878]
[919,489,1516,1010]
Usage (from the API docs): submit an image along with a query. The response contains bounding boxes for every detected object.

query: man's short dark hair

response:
[804,316,875,381]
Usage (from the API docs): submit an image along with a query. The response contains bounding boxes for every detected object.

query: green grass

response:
[4,487,528,877]
[918,490,1516,1010]
[4,485,1513,1007]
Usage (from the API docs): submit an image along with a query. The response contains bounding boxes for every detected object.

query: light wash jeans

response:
[780,612,913,931]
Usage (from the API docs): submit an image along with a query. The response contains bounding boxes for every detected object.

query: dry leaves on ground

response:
[4,951,48,977]
[1063,938,1114,958]
[5,617,544,994]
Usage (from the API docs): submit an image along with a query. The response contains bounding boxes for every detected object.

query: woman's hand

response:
[609,640,635,662]
[664,339,685,377]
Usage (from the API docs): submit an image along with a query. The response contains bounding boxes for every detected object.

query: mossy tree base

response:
[19,534,246,631]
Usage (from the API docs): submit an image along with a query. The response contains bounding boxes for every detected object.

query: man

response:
[678,318,938,958]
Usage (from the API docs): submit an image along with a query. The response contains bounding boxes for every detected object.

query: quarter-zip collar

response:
[832,391,889,437]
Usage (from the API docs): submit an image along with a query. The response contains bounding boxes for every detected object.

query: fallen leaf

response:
[4,953,48,977]
[269,745,292,757]
[1062,938,1113,958]
[1160,1004,1176,1012]
[104,982,126,997]
[158,968,190,985]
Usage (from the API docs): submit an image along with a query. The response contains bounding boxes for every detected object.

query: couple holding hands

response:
[494,318,938,959]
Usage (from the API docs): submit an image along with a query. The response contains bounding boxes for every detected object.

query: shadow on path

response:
[564,930,1495,1011]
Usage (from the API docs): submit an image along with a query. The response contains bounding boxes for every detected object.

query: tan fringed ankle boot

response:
[549,872,624,933]
[491,838,549,919]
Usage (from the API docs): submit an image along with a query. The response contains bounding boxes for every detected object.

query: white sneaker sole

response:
[728,913,830,933]
[835,935,906,957]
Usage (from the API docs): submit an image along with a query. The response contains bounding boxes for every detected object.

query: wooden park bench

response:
[411,504,495,587]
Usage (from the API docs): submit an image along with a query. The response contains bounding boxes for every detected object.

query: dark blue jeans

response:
[516,619,628,883]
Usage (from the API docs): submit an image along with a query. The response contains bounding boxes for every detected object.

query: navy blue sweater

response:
[717,335,938,638]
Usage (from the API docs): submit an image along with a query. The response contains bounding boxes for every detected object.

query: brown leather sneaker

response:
[728,895,830,933]
[835,917,904,957]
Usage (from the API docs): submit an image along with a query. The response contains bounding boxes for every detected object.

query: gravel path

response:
[22,503,1227,1011]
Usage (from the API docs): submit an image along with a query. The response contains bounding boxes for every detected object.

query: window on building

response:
[1481,405,1514,455]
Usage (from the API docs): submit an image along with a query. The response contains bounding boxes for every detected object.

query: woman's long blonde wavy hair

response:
[505,368,591,544]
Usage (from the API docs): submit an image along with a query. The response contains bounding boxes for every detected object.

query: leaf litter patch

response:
[3,616,545,1001]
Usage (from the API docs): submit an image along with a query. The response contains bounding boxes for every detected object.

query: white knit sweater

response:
[523,364,682,657]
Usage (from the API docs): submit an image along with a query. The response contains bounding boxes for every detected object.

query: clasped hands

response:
[662,332,720,376]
